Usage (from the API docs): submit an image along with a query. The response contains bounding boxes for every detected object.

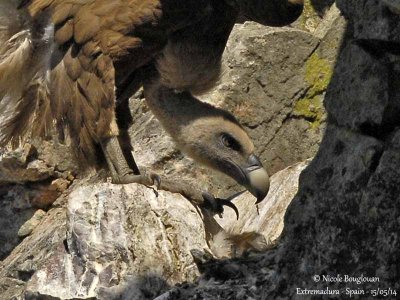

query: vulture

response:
[0,0,303,216]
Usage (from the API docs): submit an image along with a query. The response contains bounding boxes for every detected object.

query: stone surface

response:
[0,185,37,260]
[0,144,54,185]
[2,182,211,300]
[0,1,358,299]
[17,209,46,238]
[292,0,335,33]
[128,22,341,192]
[205,25,321,176]
[0,204,66,299]
[161,0,400,298]
[0,161,309,299]
[216,160,309,242]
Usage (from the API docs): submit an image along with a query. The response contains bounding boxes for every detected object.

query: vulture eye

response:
[221,133,241,151]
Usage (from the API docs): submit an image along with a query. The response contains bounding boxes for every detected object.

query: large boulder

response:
[0,181,210,299]
[0,2,348,299]
[0,160,307,299]
[215,160,309,242]
[128,17,345,196]
[159,0,400,298]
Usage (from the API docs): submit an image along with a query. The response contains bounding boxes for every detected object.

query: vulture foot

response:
[101,136,161,186]
[201,191,242,220]
[140,178,241,219]
[111,172,161,188]
[101,137,242,219]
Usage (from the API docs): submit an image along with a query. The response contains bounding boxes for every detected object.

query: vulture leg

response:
[101,136,160,186]
[102,135,240,217]
[147,179,241,219]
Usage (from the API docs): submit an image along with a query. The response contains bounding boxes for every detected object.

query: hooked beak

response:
[243,154,270,203]
[225,153,270,204]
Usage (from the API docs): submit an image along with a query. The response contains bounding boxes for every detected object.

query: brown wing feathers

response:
[0,0,162,164]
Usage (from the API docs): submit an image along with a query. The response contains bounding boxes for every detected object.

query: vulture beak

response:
[201,153,269,220]
[224,153,269,204]
[243,154,270,204]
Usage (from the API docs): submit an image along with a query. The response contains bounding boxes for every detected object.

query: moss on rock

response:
[305,52,333,97]
[293,96,324,129]
[293,52,333,129]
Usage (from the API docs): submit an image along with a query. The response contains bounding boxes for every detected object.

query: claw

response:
[201,191,242,220]
[150,173,161,190]
[218,199,240,220]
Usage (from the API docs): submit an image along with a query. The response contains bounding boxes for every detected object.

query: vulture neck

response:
[144,82,226,145]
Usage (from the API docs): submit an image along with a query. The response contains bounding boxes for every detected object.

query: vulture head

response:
[145,83,270,204]
[179,112,270,204]
[228,0,304,26]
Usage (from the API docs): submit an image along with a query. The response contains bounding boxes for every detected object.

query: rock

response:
[0,177,72,259]
[0,185,38,260]
[216,160,309,242]
[17,209,46,238]
[30,178,71,209]
[337,0,400,42]
[0,205,66,299]
[382,0,400,14]
[313,3,344,39]
[184,160,308,259]
[128,23,328,191]
[163,0,400,298]
[0,159,311,299]
[21,183,210,299]
[0,2,357,299]
[292,0,335,33]
[206,24,322,176]
[0,144,54,185]
[325,43,391,129]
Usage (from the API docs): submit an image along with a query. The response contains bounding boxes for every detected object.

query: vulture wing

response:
[0,0,167,163]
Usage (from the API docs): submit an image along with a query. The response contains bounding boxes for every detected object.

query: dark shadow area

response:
[311,0,335,16]
[149,1,400,299]
[97,274,171,300]
[0,185,36,261]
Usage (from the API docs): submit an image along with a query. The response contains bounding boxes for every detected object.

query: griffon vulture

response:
[0,0,303,216]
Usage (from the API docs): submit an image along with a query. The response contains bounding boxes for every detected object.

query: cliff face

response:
[161,0,400,298]
[277,0,400,294]
[0,1,383,299]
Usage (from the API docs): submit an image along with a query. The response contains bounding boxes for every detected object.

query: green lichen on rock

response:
[293,52,333,129]
[293,97,324,129]
[305,52,333,97]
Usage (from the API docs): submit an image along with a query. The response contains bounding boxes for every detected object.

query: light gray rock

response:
[128,23,325,188]
[0,205,66,299]
[291,0,335,33]
[0,144,53,185]
[17,209,46,238]
[0,140,77,186]
[0,3,353,299]
[0,160,311,300]
[24,183,210,300]
[165,0,400,298]
[216,160,309,242]
[313,3,343,39]
[205,24,321,175]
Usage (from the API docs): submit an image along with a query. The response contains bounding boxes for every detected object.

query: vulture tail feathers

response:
[0,1,115,167]
[0,0,54,148]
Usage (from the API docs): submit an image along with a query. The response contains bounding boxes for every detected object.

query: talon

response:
[202,192,224,215]
[201,191,240,220]
[218,199,240,220]
[151,173,161,189]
